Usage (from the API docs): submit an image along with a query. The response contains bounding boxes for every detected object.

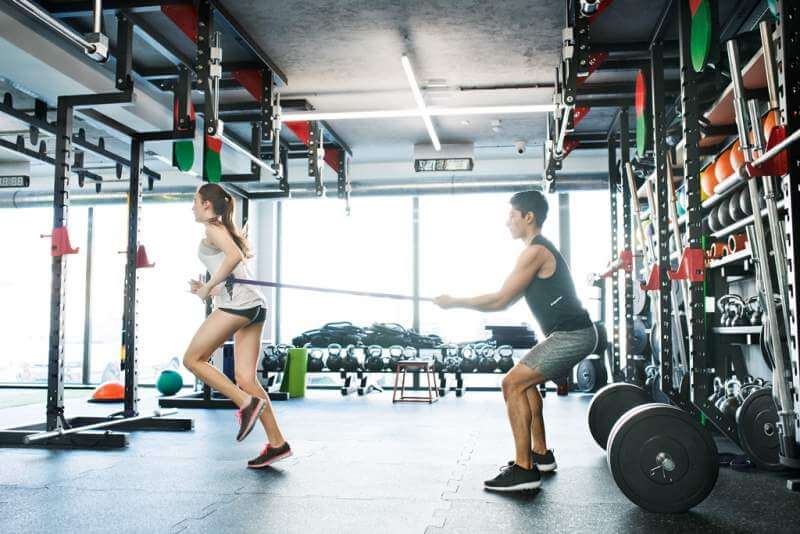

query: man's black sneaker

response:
[484,463,541,492]
[506,449,557,472]
[247,442,292,469]
[532,449,557,472]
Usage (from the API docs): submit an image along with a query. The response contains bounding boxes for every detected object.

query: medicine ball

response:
[707,205,722,233]
[729,193,745,222]
[156,369,184,396]
[717,197,733,228]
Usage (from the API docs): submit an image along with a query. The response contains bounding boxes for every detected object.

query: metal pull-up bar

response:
[7,0,108,61]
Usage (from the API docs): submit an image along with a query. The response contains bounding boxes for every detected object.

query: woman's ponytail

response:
[197,183,253,258]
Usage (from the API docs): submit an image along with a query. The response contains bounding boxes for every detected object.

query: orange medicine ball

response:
[729,140,745,171]
[715,147,734,183]
[700,166,716,199]
[763,110,779,141]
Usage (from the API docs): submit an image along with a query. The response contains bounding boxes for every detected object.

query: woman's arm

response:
[434,246,544,312]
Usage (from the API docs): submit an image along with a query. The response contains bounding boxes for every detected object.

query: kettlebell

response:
[403,346,418,361]
[459,345,477,373]
[276,344,290,371]
[747,296,763,325]
[707,377,725,404]
[307,348,325,372]
[326,343,343,371]
[478,347,498,373]
[432,348,446,373]
[497,345,515,373]
[341,344,360,371]
[262,344,279,372]
[387,345,403,371]
[365,345,385,371]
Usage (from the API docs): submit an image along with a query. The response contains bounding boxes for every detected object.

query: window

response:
[418,193,560,342]
[0,206,86,383]
[137,202,206,384]
[278,197,413,343]
[569,190,612,323]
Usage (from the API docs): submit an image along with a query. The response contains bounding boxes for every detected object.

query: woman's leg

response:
[183,310,252,408]
[234,320,287,447]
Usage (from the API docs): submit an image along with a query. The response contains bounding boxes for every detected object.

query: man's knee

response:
[502,374,525,398]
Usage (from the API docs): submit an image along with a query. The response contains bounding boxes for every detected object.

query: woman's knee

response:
[235,373,261,391]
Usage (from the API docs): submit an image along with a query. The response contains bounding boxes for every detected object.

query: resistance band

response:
[226,276,432,302]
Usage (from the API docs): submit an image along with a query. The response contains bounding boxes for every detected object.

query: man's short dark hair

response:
[510,190,548,227]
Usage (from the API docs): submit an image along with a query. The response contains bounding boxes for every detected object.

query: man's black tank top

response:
[524,235,591,336]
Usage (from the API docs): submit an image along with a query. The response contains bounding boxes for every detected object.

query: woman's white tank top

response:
[197,240,265,310]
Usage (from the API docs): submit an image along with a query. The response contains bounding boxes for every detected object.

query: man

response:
[434,191,597,491]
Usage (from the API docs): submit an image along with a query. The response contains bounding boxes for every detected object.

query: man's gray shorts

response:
[519,325,598,381]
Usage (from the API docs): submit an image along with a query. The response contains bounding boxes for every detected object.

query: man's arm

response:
[435,246,545,312]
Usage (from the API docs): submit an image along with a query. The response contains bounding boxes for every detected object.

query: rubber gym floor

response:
[0,389,798,534]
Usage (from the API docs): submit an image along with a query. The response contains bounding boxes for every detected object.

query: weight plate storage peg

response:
[577,356,607,393]
[587,383,651,450]
[607,403,719,513]
[736,388,782,470]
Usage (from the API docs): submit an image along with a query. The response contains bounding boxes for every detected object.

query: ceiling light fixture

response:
[401,55,441,151]
[281,104,553,122]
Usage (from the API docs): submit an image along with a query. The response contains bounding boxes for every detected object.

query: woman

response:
[184,183,291,468]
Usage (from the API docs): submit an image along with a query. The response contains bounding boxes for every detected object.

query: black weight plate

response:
[577,356,607,393]
[736,388,782,471]
[607,403,719,513]
[587,383,651,449]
